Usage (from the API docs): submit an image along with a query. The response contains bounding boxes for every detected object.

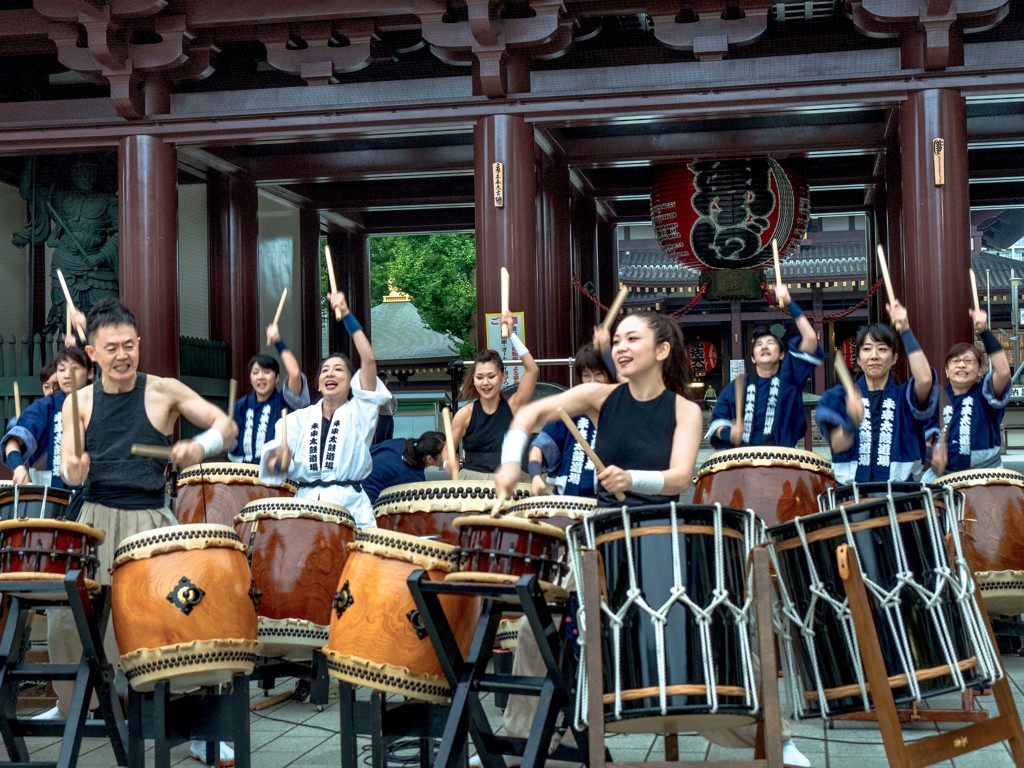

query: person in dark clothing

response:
[362,430,446,503]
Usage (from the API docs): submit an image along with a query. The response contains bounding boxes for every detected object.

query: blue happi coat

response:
[531,415,597,497]
[926,372,1010,475]
[229,373,309,463]
[1,392,71,489]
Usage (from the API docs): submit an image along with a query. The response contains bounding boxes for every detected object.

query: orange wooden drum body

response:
[0,518,103,599]
[693,447,836,526]
[373,481,530,544]
[111,524,259,692]
[324,529,481,703]
[235,497,357,659]
[175,463,296,527]
[935,468,1024,616]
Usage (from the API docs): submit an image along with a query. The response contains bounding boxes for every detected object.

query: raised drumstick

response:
[56,269,86,342]
[876,244,896,308]
[969,268,981,316]
[12,382,20,420]
[601,286,629,333]
[500,267,510,339]
[734,373,745,435]
[68,371,82,456]
[325,245,342,321]
[772,239,784,309]
[272,287,288,330]
[442,407,458,481]
[558,408,625,501]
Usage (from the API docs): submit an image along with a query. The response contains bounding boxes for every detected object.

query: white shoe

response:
[782,739,811,768]
[189,740,235,767]
[468,755,520,768]
[32,706,62,721]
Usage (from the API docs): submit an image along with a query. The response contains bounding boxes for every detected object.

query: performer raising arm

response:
[928,307,1011,477]
[260,291,392,528]
[815,300,937,484]
[707,283,823,449]
[495,312,701,506]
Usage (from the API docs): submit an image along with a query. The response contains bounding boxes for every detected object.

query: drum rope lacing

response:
[568,502,760,730]
[771,484,1000,719]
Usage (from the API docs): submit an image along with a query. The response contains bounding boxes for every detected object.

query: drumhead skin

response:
[769,490,992,717]
[175,463,297,527]
[372,481,531,544]
[818,482,960,515]
[934,469,1024,616]
[570,503,761,732]
[693,447,836,527]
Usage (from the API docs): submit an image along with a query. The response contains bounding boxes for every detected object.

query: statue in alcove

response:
[11,155,119,337]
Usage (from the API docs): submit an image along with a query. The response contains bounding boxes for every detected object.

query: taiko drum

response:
[175,462,296,527]
[0,518,103,599]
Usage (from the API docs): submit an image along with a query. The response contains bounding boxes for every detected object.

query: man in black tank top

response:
[48,298,238,766]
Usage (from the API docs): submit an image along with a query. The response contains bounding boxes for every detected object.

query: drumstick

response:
[325,245,342,321]
[558,407,626,502]
[271,287,288,330]
[490,488,507,517]
[65,305,72,341]
[227,378,237,418]
[131,444,172,459]
[500,266,510,339]
[601,286,629,333]
[876,244,896,308]
[734,373,745,433]
[12,382,20,421]
[969,268,981,316]
[442,407,457,481]
[278,408,291,473]
[772,239,784,309]
[56,269,86,342]
[68,371,82,457]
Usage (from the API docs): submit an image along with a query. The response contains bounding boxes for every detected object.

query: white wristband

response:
[508,332,530,359]
[500,428,529,467]
[193,428,224,459]
[61,465,74,485]
[628,469,665,495]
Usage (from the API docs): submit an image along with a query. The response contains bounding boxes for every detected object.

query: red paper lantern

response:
[840,336,857,372]
[651,159,810,271]
[688,339,719,378]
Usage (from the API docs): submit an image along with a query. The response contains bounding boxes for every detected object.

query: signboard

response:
[729,359,745,382]
[484,312,526,386]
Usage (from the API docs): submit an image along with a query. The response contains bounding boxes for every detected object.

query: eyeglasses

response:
[949,356,979,367]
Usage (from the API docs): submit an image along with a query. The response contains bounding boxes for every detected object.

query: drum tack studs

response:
[166,576,205,615]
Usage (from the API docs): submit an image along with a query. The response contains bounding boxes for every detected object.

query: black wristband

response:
[4,450,24,470]
[527,460,543,479]
[900,328,921,354]
[981,329,1002,355]
[788,300,804,320]
[274,340,287,355]
[719,426,731,444]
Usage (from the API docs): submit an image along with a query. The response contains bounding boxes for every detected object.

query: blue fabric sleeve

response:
[981,369,1011,411]
[815,384,855,436]
[904,368,938,420]
[782,336,824,387]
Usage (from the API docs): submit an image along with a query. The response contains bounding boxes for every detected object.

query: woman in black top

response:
[452,311,539,479]
[495,311,701,502]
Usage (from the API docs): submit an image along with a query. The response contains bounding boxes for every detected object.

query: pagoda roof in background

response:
[370,291,460,366]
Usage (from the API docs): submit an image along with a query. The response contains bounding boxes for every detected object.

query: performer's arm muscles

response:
[160,378,237,465]
[662,398,702,495]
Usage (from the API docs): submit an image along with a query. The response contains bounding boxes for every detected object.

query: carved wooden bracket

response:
[259,19,376,86]
[850,0,1009,70]
[650,5,769,61]
[416,0,573,98]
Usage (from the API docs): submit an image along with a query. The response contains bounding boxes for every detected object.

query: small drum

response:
[235,497,358,659]
[373,481,531,544]
[693,446,837,526]
[111,524,259,692]
[568,503,762,732]
[0,518,103,599]
[769,489,999,718]
[934,468,1024,616]
[0,485,72,521]
[175,463,297,527]
[324,529,481,703]
[450,515,569,601]
[504,494,596,530]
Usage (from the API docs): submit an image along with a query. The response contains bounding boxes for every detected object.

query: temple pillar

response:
[595,213,618,321]
[570,189,598,353]
[299,204,322,380]
[899,88,971,359]
[325,230,369,365]
[119,135,179,378]
[474,115,537,352]
[207,169,259,384]
[536,153,572,383]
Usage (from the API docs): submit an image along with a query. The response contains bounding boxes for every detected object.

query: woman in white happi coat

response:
[260,291,392,528]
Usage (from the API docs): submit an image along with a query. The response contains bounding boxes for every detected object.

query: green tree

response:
[370,233,477,358]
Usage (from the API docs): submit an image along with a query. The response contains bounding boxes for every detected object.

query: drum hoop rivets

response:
[333,581,354,618]
[167,576,205,615]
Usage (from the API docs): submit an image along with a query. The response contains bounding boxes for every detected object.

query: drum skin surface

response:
[504,495,596,531]
[111,524,259,692]
[324,529,481,703]
[769,491,988,717]
[373,481,530,544]
[236,497,357,658]
[0,485,72,521]
[175,462,296,527]
[693,447,836,526]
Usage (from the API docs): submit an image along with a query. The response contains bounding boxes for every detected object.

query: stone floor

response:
[14,647,1024,767]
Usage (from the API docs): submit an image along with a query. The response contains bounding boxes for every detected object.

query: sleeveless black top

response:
[593,384,677,507]
[462,398,513,473]
[84,373,171,508]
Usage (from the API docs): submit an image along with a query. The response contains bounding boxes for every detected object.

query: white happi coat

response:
[259,370,391,527]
